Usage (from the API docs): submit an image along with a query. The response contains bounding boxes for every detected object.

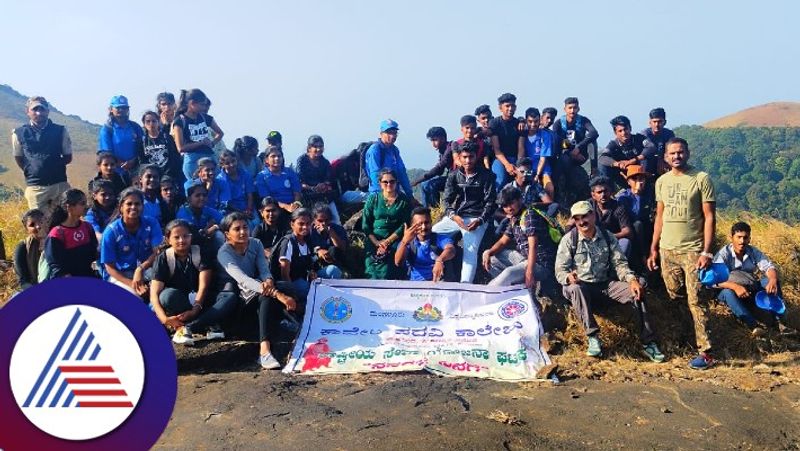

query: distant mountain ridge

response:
[704,102,800,128]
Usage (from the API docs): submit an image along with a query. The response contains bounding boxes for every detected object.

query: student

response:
[85,179,117,243]
[140,110,183,183]
[599,115,657,190]
[98,95,143,176]
[641,108,675,175]
[171,89,224,181]
[150,219,234,345]
[100,187,163,296]
[233,136,262,179]
[13,209,45,290]
[156,92,176,135]
[252,197,289,259]
[474,104,494,148]
[588,176,634,258]
[216,212,297,369]
[138,165,166,226]
[412,126,452,208]
[159,176,183,226]
[177,182,226,252]
[364,119,414,197]
[453,115,490,170]
[296,135,340,223]
[616,165,655,271]
[504,158,557,216]
[43,189,98,279]
[489,93,522,189]
[309,203,347,279]
[255,146,302,216]
[433,141,496,283]
[518,107,555,198]
[541,107,558,131]
[331,146,368,208]
[218,150,255,215]
[395,207,456,282]
[552,97,596,204]
[272,208,321,302]
[185,157,230,213]
[88,152,130,196]
[362,168,413,280]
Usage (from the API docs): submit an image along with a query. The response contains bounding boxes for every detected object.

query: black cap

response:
[266,130,283,145]
[307,135,324,147]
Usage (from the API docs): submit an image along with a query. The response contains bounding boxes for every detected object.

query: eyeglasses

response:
[381,180,397,185]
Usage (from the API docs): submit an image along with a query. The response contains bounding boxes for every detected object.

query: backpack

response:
[37,227,66,282]
[165,245,202,277]
[521,207,564,244]
[357,141,382,191]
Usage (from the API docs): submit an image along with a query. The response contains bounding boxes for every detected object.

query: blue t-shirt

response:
[176,205,224,231]
[84,207,113,235]
[218,169,254,211]
[523,129,553,175]
[98,120,143,163]
[184,178,231,211]
[142,196,162,225]
[100,216,163,275]
[255,168,301,204]
[406,233,453,281]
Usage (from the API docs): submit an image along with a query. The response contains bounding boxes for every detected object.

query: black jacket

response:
[442,167,496,223]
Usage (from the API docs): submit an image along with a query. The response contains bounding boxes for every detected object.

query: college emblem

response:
[320,297,352,323]
[412,303,442,322]
[498,298,529,320]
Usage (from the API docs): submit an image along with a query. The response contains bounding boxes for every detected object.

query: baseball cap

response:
[570,200,592,217]
[625,165,652,179]
[266,131,283,145]
[26,96,49,110]
[110,95,129,108]
[307,135,324,147]
[380,119,399,132]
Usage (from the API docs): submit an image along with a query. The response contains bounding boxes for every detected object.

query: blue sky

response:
[1,0,798,169]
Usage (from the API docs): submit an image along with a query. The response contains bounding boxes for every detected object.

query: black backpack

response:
[357,141,381,191]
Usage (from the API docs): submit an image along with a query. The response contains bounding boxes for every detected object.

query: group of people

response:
[10,90,794,371]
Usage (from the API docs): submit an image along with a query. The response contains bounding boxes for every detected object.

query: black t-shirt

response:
[489,116,521,158]
[140,132,179,175]
[152,248,211,294]
[252,222,288,253]
[589,199,631,234]
[172,113,215,154]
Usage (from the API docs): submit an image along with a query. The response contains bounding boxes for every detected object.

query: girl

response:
[137,165,166,226]
[100,187,163,296]
[255,146,302,216]
[140,110,183,183]
[156,92,176,135]
[85,179,117,243]
[150,220,235,345]
[217,212,297,369]
[171,89,224,181]
[185,157,230,213]
[13,209,45,289]
[272,208,317,302]
[362,168,412,280]
[309,203,347,279]
[88,152,130,196]
[218,150,254,215]
[176,183,225,252]
[296,135,340,223]
[159,176,183,225]
[43,189,98,279]
[233,136,261,177]
[251,197,289,259]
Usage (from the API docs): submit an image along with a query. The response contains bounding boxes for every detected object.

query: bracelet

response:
[700,251,714,258]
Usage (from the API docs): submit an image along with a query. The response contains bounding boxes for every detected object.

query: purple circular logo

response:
[0,278,177,450]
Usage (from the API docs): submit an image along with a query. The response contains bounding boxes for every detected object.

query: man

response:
[541,107,558,131]
[483,186,556,292]
[474,105,494,165]
[647,137,717,370]
[12,96,72,215]
[556,201,664,362]
[588,176,634,258]
[503,158,558,217]
[365,119,413,197]
[395,207,456,282]
[489,93,522,189]
[552,97,596,205]
[412,126,452,208]
[518,107,555,198]
[98,95,143,176]
[453,115,490,170]
[616,165,655,271]
[713,222,795,337]
[599,115,657,190]
[433,141,496,283]
[641,108,674,175]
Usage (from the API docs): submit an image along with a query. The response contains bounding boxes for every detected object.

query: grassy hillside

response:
[704,102,800,128]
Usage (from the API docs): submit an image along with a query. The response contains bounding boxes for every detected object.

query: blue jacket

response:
[365,141,413,196]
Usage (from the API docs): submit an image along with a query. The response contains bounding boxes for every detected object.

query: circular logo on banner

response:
[320,297,352,323]
[0,278,177,450]
[498,298,529,320]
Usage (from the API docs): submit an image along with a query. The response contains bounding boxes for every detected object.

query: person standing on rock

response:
[647,137,717,370]
[12,96,72,216]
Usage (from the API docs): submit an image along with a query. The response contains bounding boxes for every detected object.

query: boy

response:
[616,165,655,271]
[541,107,558,130]
[412,126,453,208]
[552,97,596,205]
[395,207,456,282]
[489,93,522,189]
[88,152,130,196]
[641,108,675,175]
[518,107,555,198]
[599,115,656,190]
[453,115,490,169]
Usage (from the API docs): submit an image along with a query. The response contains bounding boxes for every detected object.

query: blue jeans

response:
[491,157,516,190]
[182,151,215,181]
[421,176,447,208]
[317,265,343,279]
[717,276,782,328]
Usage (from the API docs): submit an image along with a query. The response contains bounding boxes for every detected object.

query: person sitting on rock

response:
[598,115,656,190]
[555,200,664,362]
[713,221,797,337]
[394,207,457,282]
[615,165,655,272]
[588,176,634,260]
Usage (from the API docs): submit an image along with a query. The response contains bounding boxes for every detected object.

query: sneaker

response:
[586,335,602,357]
[206,326,225,340]
[642,342,666,363]
[688,352,715,370]
[172,326,195,346]
[750,326,767,338]
[259,353,281,370]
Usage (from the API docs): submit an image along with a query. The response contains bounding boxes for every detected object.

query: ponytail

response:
[176,89,207,116]
[47,189,86,232]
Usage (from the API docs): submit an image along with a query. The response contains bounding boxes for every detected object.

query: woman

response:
[176,182,225,252]
[100,187,163,296]
[271,208,318,303]
[171,89,224,181]
[98,95,143,176]
[251,197,288,259]
[296,135,340,223]
[255,146,302,217]
[185,157,230,213]
[140,110,183,183]
[43,189,98,279]
[218,150,254,215]
[217,212,297,369]
[233,135,262,177]
[150,220,235,345]
[362,168,412,280]
[156,92,176,135]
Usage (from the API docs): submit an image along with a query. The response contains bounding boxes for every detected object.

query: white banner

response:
[283,280,551,381]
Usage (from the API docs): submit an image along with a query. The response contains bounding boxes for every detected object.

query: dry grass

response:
[0,195,30,305]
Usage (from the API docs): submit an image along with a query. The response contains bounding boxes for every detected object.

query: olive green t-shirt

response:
[655,167,715,251]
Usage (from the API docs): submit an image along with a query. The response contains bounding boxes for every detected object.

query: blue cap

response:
[110,95,129,108]
[380,119,399,132]
[698,263,729,286]
[755,291,786,315]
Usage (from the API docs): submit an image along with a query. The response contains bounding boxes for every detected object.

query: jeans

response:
[421,176,447,208]
[491,157,517,190]
[159,288,238,331]
[717,276,782,328]
[340,190,369,204]
[432,216,488,283]
[182,151,215,182]
[317,265,343,279]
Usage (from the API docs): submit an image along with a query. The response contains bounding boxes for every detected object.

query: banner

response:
[283,280,551,381]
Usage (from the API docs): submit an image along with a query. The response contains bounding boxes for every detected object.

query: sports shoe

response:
[642,342,666,363]
[750,326,767,338]
[259,353,281,370]
[172,326,194,346]
[586,335,602,357]
[206,326,225,340]
[688,352,715,370]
